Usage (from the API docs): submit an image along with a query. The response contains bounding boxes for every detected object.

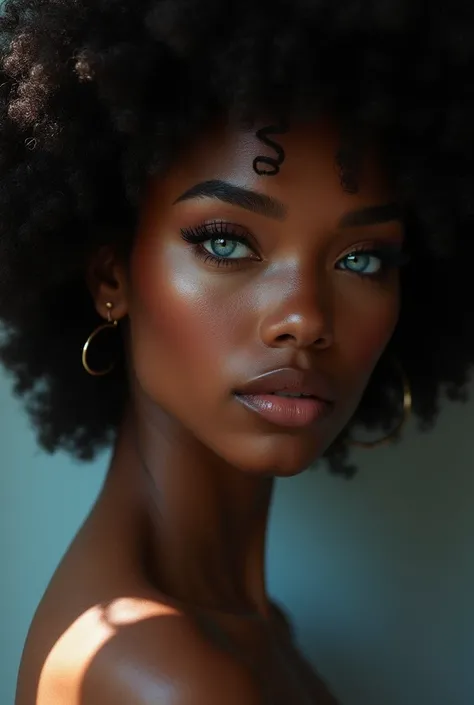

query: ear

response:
[86,246,129,321]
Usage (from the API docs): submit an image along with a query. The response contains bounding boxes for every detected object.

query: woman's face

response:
[121,121,404,475]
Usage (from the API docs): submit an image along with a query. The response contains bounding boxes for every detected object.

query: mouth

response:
[265,391,315,398]
[234,367,335,429]
[234,392,332,428]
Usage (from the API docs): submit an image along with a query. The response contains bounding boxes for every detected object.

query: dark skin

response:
[15,121,404,704]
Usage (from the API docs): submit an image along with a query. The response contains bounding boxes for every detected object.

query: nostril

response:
[275,333,296,343]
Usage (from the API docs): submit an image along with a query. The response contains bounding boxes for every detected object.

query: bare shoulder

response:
[36,595,262,705]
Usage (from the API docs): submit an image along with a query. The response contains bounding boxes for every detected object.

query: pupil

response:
[349,254,367,270]
[212,238,236,257]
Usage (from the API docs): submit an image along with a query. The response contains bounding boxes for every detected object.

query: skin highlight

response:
[112,122,403,476]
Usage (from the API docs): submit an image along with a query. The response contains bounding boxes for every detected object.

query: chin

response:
[219,435,329,478]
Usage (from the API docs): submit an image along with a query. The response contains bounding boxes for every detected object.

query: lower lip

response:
[235,393,332,428]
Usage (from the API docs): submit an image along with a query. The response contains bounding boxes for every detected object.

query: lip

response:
[234,367,335,429]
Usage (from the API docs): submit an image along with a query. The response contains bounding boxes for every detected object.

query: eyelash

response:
[180,221,260,268]
[336,244,409,279]
[180,222,408,277]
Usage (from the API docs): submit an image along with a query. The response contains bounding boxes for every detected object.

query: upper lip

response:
[235,367,336,403]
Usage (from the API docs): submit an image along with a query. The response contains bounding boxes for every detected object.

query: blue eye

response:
[203,237,252,259]
[180,222,261,268]
[339,252,382,275]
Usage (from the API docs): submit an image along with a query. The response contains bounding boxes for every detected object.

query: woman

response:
[2,1,474,703]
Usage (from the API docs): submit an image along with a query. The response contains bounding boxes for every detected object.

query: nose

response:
[258,269,334,351]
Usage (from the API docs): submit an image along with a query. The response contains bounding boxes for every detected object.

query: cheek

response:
[336,280,400,381]
[126,236,241,401]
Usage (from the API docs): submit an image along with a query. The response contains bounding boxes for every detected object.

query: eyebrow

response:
[173,179,287,220]
[174,179,402,227]
[338,203,402,228]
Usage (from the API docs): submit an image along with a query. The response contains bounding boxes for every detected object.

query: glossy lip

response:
[235,367,336,401]
[234,367,336,429]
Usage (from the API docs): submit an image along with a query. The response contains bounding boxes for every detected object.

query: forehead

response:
[159,120,393,209]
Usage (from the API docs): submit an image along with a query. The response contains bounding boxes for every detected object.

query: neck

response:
[105,399,275,618]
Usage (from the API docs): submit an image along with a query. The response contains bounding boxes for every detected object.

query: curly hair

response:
[0,0,473,475]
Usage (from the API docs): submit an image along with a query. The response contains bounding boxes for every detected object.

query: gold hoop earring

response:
[351,362,412,449]
[82,302,118,377]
